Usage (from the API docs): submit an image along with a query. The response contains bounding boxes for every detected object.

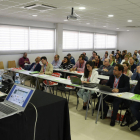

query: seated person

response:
[82,52,88,61]
[129,57,137,73]
[133,54,139,65]
[89,51,97,61]
[102,53,108,61]
[94,55,103,68]
[130,78,140,131]
[51,54,62,69]
[98,58,114,76]
[70,55,86,72]
[109,56,116,66]
[77,61,99,110]
[31,56,53,89]
[28,56,41,71]
[115,53,121,64]
[21,57,41,84]
[101,64,130,126]
[19,52,30,69]
[59,56,73,70]
[67,53,75,65]
[121,50,126,60]
[121,54,130,64]
[131,66,140,80]
[122,62,133,78]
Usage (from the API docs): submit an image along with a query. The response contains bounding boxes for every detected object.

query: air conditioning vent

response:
[21,4,57,11]
[126,26,140,28]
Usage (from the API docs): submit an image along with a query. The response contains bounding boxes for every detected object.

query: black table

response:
[0,89,71,140]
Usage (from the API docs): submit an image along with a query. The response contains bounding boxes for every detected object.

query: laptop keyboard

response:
[0,103,17,115]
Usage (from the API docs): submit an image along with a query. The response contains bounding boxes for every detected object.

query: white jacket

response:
[81,69,100,84]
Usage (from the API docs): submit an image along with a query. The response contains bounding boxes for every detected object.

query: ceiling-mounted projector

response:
[67,7,78,20]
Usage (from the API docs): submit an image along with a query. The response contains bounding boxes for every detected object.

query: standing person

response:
[122,62,133,78]
[67,53,75,65]
[83,52,88,61]
[51,54,62,69]
[89,51,97,61]
[130,78,140,131]
[59,56,73,70]
[19,52,30,69]
[70,55,86,72]
[100,64,130,126]
[77,61,99,109]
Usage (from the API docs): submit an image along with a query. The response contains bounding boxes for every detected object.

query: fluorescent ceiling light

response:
[116,28,119,29]
[86,23,90,24]
[108,15,114,17]
[127,20,132,22]
[79,7,86,10]
[64,20,68,21]
[103,26,106,27]
[32,15,38,17]
[127,30,129,31]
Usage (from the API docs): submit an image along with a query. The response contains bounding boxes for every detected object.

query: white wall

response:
[0,17,118,69]
[117,31,140,54]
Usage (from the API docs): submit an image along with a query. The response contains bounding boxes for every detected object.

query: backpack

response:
[120,109,136,127]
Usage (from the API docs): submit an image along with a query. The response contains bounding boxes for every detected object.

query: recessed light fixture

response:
[116,28,119,29]
[103,26,106,27]
[127,30,129,31]
[86,23,90,24]
[32,15,38,17]
[108,15,114,17]
[79,7,86,10]
[64,20,68,21]
[127,20,132,22]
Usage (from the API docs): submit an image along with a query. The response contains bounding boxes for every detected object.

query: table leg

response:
[85,91,91,120]
[95,92,102,124]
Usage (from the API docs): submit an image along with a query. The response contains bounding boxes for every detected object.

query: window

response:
[79,32,93,49]
[0,25,28,51]
[94,33,117,49]
[63,30,78,50]
[30,28,54,50]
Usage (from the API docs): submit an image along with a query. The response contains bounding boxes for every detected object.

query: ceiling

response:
[1,0,140,31]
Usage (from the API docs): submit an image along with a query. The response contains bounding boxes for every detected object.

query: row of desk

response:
[7,68,140,124]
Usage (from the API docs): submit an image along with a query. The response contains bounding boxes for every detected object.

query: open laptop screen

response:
[6,85,34,107]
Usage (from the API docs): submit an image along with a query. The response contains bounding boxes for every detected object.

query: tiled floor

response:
[57,91,140,140]
[25,81,140,140]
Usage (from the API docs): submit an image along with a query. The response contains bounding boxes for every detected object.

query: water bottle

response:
[0,75,2,88]
[15,73,21,84]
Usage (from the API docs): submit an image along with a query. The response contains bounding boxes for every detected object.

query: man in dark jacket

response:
[100,64,130,126]
[130,78,140,131]
[28,56,41,72]
[98,58,114,76]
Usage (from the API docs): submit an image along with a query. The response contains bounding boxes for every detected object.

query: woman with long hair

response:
[115,53,121,64]
[109,55,116,66]
[77,61,99,110]
[59,56,73,70]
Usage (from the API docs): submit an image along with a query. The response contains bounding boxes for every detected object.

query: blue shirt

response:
[51,60,62,69]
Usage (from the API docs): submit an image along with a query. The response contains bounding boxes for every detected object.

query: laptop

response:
[0,84,35,119]
[97,84,112,92]
[70,76,97,88]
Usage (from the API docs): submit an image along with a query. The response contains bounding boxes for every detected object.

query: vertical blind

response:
[0,25,28,50]
[63,30,117,50]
